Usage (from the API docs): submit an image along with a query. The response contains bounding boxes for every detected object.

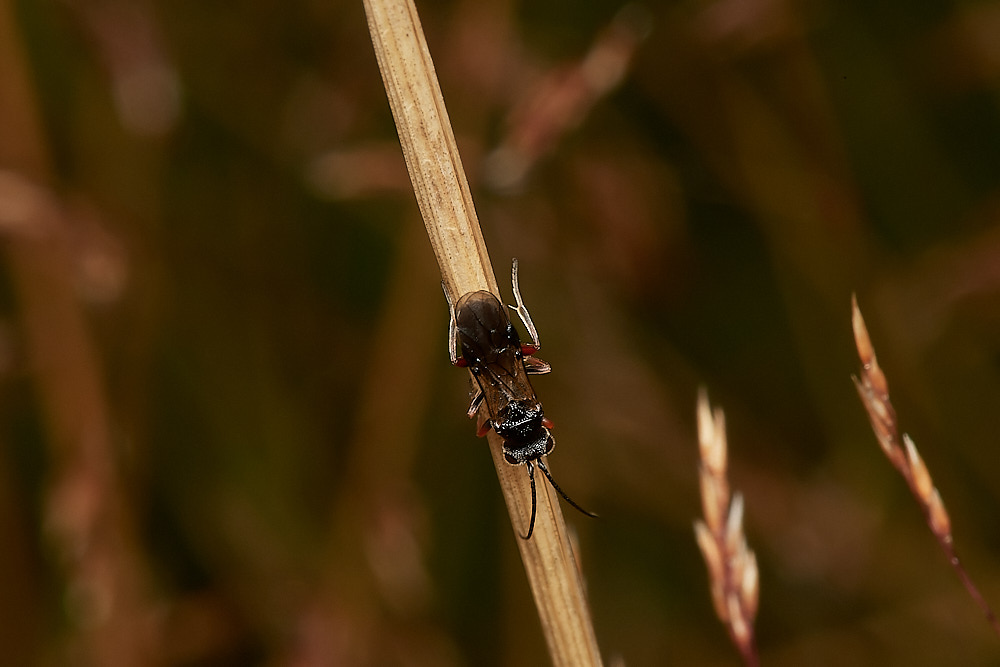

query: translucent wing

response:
[454,291,539,423]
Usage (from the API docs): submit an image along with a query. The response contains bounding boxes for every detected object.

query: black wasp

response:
[444,259,596,539]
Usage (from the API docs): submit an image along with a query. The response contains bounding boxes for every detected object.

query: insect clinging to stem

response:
[444,259,596,539]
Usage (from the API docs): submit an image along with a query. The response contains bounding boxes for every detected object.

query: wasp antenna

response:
[520,461,538,540]
[538,459,598,520]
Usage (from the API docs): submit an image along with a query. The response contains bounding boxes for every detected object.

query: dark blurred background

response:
[2,0,1000,664]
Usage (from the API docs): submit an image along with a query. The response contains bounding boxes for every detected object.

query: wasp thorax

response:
[494,400,544,441]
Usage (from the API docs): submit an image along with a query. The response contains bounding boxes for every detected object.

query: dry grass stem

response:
[694,389,760,666]
[851,295,1000,637]
[363,1,602,664]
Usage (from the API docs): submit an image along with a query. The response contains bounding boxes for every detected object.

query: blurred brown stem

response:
[0,2,156,664]
[362,0,602,664]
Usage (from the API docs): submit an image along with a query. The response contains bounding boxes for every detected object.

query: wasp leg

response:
[442,282,466,367]
[508,258,542,355]
[476,417,493,437]
[466,387,484,418]
[522,355,551,375]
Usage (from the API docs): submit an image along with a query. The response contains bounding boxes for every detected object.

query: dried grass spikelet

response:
[851,295,999,637]
[694,389,760,666]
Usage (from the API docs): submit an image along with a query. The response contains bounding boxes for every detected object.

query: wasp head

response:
[495,400,554,465]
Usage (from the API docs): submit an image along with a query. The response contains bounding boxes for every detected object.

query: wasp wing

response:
[471,345,538,423]
[455,291,539,424]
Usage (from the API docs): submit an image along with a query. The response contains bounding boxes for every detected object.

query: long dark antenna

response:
[520,461,539,540]
[519,460,597,540]
[537,459,598,520]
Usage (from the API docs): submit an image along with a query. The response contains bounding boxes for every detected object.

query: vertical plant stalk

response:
[851,296,1000,637]
[0,1,156,664]
[362,1,602,665]
[694,390,760,666]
